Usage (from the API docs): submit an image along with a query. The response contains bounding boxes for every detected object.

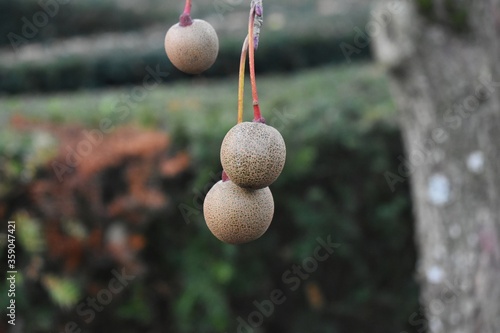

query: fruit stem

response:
[248,5,264,123]
[237,36,249,124]
[179,0,193,26]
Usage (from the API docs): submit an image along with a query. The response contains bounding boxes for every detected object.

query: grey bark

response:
[371,1,500,332]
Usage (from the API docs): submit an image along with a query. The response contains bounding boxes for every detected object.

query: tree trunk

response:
[372,1,500,332]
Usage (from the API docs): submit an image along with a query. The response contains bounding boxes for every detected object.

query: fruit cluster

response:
[164,0,285,244]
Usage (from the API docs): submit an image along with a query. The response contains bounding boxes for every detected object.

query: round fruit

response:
[203,180,274,244]
[164,19,219,74]
[220,122,286,189]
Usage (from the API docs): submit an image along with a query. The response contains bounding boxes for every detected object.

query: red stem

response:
[183,0,192,15]
[179,0,193,26]
[248,6,263,123]
[222,170,229,182]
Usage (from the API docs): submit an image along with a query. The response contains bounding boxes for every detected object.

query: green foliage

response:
[42,275,81,308]
[116,284,153,324]
[0,0,369,47]
[16,212,46,254]
[0,128,58,198]
[0,33,371,94]
[0,0,176,46]
[0,0,372,94]
[0,64,419,333]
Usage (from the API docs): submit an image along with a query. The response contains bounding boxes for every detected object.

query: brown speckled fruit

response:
[221,122,286,189]
[203,180,274,244]
[164,19,219,74]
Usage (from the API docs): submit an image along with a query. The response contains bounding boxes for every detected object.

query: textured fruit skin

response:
[204,180,274,244]
[221,122,286,189]
[164,19,219,74]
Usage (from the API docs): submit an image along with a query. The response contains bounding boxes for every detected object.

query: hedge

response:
[0,33,371,95]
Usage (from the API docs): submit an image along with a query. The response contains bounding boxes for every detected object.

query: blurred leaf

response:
[41,275,81,309]
[116,283,152,324]
[16,212,45,254]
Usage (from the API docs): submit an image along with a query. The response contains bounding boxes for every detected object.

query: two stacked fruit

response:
[204,121,286,244]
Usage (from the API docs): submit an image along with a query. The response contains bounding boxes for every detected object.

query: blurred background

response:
[0,0,419,332]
